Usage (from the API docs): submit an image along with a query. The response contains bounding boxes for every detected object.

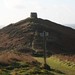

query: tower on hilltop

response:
[30,12,37,18]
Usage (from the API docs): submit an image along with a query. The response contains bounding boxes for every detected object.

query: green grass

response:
[34,56,75,75]
[0,61,54,75]
[0,56,75,75]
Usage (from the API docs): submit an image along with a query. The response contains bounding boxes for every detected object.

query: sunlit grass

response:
[34,56,75,75]
[0,55,75,75]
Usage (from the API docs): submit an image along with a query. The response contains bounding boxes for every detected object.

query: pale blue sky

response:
[0,0,75,28]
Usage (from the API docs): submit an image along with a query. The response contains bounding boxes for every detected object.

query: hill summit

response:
[0,13,75,54]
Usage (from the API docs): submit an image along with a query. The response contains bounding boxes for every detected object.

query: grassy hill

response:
[0,51,74,75]
[0,16,75,75]
[0,17,75,54]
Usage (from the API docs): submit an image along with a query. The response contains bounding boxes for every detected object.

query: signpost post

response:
[40,31,49,69]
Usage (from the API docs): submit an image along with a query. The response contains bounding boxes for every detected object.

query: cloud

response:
[3,0,24,9]
[0,0,75,28]
[3,0,41,11]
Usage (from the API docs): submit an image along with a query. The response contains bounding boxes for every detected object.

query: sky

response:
[0,0,75,28]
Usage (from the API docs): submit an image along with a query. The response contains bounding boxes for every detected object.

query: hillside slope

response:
[0,17,75,54]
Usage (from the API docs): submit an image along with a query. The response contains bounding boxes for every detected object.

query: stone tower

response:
[30,12,37,18]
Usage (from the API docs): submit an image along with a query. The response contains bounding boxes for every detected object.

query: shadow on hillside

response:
[51,68,65,75]
[41,64,65,75]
